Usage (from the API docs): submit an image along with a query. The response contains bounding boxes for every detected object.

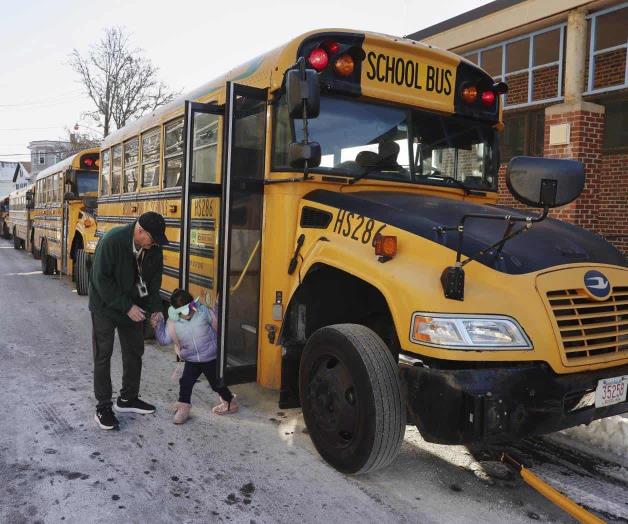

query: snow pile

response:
[550,414,628,465]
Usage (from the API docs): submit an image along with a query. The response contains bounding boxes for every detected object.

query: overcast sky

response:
[0,0,491,162]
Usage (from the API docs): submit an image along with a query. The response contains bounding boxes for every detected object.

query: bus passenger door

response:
[217,83,267,385]
[181,100,224,299]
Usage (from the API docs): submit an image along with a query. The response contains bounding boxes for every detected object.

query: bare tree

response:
[70,27,178,137]
[64,128,101,156]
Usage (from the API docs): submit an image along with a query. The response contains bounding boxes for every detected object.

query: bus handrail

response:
[229,240,260,295]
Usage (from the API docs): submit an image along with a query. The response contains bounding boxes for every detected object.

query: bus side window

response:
[141,127,160,189]
[101,149,111,196]
[192,113,220,184]
[123,138,139,193]
[164,118,184,188]
[112,145,122,194]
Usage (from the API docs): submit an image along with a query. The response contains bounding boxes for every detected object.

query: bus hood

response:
[303,190,627,275]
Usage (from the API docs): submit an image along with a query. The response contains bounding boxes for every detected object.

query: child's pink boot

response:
[212,395,238,415]
[173,402,191,424]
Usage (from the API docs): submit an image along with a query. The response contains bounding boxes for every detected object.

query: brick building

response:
[408,0,627,255]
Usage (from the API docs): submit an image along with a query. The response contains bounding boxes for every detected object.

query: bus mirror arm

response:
[438,207,549,300]
[286,57,322,176]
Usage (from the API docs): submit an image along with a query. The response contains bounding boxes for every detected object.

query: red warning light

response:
[308,48,329,71]
[481,91,496,107]
[83,157,94,167]
[324,40,340,54]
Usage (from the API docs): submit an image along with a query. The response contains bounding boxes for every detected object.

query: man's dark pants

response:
[92,313,144,409]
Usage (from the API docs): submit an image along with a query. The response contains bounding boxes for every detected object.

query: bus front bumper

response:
[399,359,628,445]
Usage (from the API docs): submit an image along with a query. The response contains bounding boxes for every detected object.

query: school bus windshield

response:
[273,94,499,190]
[76,171,99,195]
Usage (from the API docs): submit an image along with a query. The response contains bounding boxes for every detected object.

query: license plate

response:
[595,375,628,408]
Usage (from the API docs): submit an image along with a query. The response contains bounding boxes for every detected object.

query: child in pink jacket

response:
[152,289,238,424]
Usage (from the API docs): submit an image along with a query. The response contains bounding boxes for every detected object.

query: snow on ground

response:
[547,415,628,467]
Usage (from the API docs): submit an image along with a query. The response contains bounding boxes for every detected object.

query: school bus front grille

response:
[547,286,628,365]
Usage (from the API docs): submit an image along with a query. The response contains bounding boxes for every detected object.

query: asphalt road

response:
[0,237,625,524]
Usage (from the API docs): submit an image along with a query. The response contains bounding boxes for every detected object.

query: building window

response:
[586,4,628,94]
[603,98,628,151]
[464,24,565,109]
[500,109,545,163]
[38,152,45,165]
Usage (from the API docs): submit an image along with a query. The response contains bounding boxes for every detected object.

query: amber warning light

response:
[373,234,397,259]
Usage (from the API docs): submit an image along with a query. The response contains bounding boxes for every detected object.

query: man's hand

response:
[150,312,163,328]
[127,305,146,322]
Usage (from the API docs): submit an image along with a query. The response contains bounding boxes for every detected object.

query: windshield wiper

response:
[347,166,374,185]
[421,170,472,195]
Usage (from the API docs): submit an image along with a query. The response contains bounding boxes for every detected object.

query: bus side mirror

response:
[286,67,320,119]
[285,58,321,170]
[506,156,585,208]
[288,142,321,168]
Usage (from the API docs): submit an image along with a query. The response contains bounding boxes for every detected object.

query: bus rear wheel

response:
[76,249,89,296]
[13,231,21,250]
[299,324,405,474]
[40,240,56,275]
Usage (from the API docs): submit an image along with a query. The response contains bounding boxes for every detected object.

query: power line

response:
[0,126,67,131]
[0,90,84,108]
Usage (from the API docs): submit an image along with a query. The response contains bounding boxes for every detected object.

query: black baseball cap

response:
[138,211,169,246]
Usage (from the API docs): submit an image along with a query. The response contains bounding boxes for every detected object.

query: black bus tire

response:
[40,240,55,275]
[31,234,40,259]
[299,323,405,475]
[13,231,20,249]
[76,249,89,296]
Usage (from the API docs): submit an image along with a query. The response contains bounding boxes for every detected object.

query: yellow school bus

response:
[96,29,628,474]
[32,149,100,294]
[0,194,10,239]
[7,184,35,252]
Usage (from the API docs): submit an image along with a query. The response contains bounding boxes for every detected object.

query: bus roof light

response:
[308,48,329,72]
[461,86,477,104]
[333,54,354,77]
[481,90,496,107]
[83,157,94,167]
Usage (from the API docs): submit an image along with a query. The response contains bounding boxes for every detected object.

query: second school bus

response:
[94,29,628,474]
[32,149,100,294]
[7,184,35,252]
[0,194,10,239]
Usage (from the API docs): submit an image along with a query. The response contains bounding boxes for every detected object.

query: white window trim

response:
[463,23,566,109]
[584,2,628,95]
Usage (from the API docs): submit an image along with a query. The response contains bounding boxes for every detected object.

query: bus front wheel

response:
[76,249,89,296]
[299,324,405,474]
[31,233,40,259]
[13,230,21,250]
[40,240,55,275]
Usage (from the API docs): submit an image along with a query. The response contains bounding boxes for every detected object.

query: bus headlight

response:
[411,313,532,350]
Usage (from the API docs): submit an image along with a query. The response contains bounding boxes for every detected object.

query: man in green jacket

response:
[90,211,168,430]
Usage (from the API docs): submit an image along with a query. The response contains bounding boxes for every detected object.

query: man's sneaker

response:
[114,397,156,414]
[95,406,119,430]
